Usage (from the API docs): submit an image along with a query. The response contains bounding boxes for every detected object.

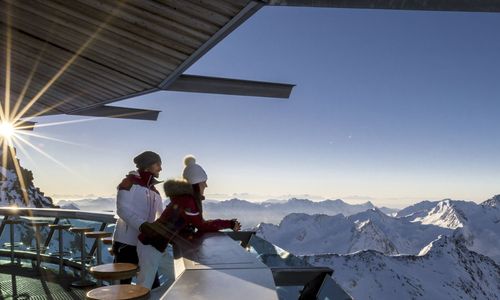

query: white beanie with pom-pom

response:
[182,155,208,184]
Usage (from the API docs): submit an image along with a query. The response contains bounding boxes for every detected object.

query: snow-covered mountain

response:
[378,206,399,216]
[58,202,81,210]
[0,147,54,208]
[302,236,500,300]
[256,208,452,256]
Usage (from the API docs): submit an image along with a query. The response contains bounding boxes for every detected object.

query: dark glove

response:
[140,222,159,239]
[139,221,169,253]
[149,238,168,253]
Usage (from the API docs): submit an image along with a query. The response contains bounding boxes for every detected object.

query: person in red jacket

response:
[136,155,241,289]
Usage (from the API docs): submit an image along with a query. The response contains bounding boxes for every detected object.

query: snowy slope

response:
[302,236,500,300]
[413,200,470,229]
[411,199,500,263]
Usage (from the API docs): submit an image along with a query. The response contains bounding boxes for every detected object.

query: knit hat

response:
[134,151,161,170]
[182,155,207,184]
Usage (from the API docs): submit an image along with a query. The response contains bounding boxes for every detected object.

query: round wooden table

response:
[86,284,150,300]
[89,263,138,283]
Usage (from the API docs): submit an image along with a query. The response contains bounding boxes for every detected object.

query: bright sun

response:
[0,122,16,138]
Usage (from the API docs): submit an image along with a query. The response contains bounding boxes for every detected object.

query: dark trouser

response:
[112,241,160,288]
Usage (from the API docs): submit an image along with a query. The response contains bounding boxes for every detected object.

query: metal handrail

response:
[0,207,117,271]
[0,207,116,223]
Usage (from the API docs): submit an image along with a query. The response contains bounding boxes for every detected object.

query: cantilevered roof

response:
[1,0,499,122]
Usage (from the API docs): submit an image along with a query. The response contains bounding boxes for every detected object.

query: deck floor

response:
[0,261,89,300]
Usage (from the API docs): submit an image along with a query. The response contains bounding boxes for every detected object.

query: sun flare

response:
[0,121,16,139]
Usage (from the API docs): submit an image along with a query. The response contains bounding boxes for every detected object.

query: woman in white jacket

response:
[112,151,164,286]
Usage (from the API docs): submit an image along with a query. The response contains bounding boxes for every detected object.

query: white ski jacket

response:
[112,170,163,246]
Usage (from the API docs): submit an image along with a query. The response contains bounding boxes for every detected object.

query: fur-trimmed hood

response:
[163,179,194,198]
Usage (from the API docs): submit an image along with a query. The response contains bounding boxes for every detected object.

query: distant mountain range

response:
[57,197,116,212]
[56,196,400,228]
[203,198,399,228]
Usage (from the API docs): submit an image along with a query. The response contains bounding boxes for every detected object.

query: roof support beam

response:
[16,121,36,131]
[263,0,500,12]
[166,75,294,99]
[68,105,160,121]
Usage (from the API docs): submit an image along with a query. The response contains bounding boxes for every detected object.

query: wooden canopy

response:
[0,0,285,121]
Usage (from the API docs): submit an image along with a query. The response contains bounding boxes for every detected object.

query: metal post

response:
[58,228,64,274]
[80,232,87,279]
[0,216,8,239]
[35,226,41,270]
[43,218,59,254]
[88,222,107,259]
[96,239,102,286]
[96,239,102,265]
[9,222,15,264]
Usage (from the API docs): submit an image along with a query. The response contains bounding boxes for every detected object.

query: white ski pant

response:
[137,241,174,289]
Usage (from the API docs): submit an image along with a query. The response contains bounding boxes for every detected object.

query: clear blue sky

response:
[18,7,500,207]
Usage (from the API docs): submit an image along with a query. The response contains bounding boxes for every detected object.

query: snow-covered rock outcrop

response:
[0,147,54,207]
